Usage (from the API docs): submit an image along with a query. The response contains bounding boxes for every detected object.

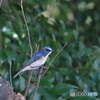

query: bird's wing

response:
[24,53,43,67]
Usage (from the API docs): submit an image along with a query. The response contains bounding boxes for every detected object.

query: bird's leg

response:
[40,66,48,77]
[43,66,48,70]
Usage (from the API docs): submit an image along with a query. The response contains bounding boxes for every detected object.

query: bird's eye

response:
[46,49,51,51]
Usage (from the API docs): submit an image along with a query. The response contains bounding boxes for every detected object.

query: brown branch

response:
[0,33,2,49]
[20,0,34,97]
[24,70,33,97]
[20,0,33,56]
[24,45,39,97]
[0,0,2,7]
[31,66,44,100]
[9,61,12,87]
[42,42,68,77]
[27,82,37,91]
[30,42,68,100]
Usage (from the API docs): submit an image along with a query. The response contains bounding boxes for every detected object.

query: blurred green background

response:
[0,0,100,100]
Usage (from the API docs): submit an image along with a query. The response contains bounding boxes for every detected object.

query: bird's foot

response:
[43,66,48,70]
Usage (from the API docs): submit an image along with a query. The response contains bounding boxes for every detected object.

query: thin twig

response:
[31,66,44,100]
[28,42,68,99]
[0,0,2,7]
[20,0,33,97]
[24,71,32,97]
[28,82,37,90]
[42,42,68,77]
[20,0,33,56]
[9,61,12,86]
[0,33,2,49]
[31,42,68,99]
[24,45,39,97]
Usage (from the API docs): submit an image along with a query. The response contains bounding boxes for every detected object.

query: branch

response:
[20,0,34,97]
[0,0,2,7]
[9,61,12,87]
[29,42,68,99]
[0,33,2,49]
[24,45,39,97]
[31,66,44,100]
[27,82,37,91]
[42,42,68,77]
[24,71,32,97]
[20,0,33,56]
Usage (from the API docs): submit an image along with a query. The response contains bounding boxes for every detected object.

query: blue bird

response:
[14,46,53,78]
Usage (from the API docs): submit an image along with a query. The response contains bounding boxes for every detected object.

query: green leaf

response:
[40,79,53,88]
[4,49,17,65]
[0,50,7,64]
[4,49,16,60]
[73,96,97,100]
[83,48,93,56]
[92,59,100,71]
[19,76,26,91]
[38,88,56,100]
[51,82,78,96]
[55,71,63,81]
[90,71,99,82]
[60,51,72,66]
[14,76,26,92]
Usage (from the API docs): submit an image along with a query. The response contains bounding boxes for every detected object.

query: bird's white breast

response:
[30,56,48,68]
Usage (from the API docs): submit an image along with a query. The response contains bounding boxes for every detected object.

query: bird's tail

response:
[14,66,30,78]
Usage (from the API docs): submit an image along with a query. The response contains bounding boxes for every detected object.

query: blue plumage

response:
[25,54,43,66]
[14,46,52,78]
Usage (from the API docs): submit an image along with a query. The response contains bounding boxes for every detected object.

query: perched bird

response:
[14,46,53,78]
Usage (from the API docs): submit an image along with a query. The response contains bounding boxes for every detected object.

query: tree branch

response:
[24,45,39,97]
[20,0,34,97]
[0,0,2,7]
[31,66,44,100]
[20,0,33,55]
[42,42,68,77]
[29,42,68,99]
[0,33,2,49]
[9,61,12,87]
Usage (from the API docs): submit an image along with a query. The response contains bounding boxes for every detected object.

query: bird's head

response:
[40,46,53,56]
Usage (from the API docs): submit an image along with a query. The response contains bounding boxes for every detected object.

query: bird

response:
[14,46,53,78]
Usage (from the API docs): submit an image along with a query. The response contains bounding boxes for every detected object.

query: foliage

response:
[0,0,100,100]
